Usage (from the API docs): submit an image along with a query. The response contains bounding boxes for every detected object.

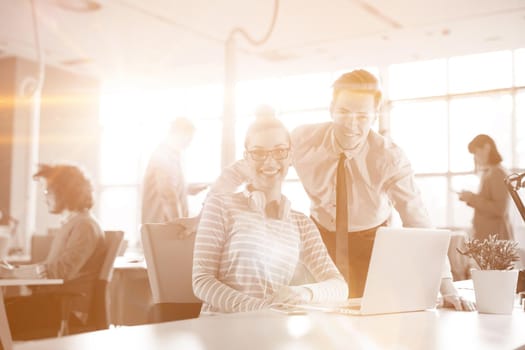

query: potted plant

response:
[457,234,520,314]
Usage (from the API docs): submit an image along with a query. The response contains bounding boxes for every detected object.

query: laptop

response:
[274,227,451,315]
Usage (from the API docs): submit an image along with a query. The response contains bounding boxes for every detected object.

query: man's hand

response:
[442,293,476,311]
[169,217,200,238]
[187,183,209,196]
[440,278,476,311]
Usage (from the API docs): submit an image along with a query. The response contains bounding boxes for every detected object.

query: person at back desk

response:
[210,70,475,311]
[2,164,105,339]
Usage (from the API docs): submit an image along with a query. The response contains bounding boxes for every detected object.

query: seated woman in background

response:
[4,164,106,339]
[192,117,348,314]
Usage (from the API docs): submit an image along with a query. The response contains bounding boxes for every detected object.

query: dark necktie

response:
[335,153,350,283]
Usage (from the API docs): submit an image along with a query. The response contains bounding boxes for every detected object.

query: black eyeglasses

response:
[246,148,290,161]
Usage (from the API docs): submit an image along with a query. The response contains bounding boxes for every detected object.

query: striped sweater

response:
[192,192,348,313]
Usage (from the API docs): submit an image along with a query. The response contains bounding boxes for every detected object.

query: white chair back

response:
[141,222,200,304]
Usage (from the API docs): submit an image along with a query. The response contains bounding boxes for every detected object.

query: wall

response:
[3,57,100,252]
[0,58,16,225]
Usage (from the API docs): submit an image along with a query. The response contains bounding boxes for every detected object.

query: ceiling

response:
[1,0,525,88]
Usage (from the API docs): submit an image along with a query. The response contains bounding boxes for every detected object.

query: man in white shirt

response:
[141,117,207,224]
[209,71,475,310]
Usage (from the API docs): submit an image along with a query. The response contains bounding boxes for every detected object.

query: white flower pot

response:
[471,269,519,314]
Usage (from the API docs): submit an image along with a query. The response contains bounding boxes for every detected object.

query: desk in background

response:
[109,256,152,326]
[0,278,63,350]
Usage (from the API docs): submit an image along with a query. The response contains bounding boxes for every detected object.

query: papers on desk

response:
[0,262,46,279]
[271,299,362,315]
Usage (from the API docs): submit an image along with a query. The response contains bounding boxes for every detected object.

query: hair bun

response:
[254,105,276,120]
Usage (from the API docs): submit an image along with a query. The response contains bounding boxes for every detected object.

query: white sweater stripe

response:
[193,193,347,313]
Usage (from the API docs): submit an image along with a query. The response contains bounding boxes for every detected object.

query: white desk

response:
[0,279,63,350]
[11,306,525,350]
[110,256,151,326]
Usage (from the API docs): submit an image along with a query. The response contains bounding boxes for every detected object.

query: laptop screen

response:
[359,227,451,315]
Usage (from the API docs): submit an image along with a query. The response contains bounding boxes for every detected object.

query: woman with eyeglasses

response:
[192,116,348,314]
[4,164,105,339]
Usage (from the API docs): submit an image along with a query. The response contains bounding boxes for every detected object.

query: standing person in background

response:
[141,117,207,224]
[458,134,514,241]
[210,69,475,311]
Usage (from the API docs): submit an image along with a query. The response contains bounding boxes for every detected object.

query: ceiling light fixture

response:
[56,0,102,12]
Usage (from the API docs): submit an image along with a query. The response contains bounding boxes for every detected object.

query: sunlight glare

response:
[286,315,312,338]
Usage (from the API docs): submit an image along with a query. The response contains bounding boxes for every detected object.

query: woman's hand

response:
[458,191,474,203]
[271,286,313,305]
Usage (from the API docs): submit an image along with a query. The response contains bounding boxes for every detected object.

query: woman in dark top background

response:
[459,134,514,240]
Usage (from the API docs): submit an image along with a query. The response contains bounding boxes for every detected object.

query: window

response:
[448,51,513,93]
[98,84,223,243]
[388,59,447,99]
[390,101,448,173]
[388,48,524,231]
[98,187,138,240]
[97,50,525,241]
[450,174,479,228]
[449,94,513,172]
[415,176,448,228]
[98,73,336,243]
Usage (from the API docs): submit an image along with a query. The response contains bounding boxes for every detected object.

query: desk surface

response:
[13,306,525,350]
[113,256,147,270]
[1,278,63,350]
[0,279,63,287]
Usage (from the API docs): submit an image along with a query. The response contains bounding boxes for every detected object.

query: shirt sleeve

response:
[192,195,269,312]
[296,215,348,303]
[208,159,251,195]
[383,149,452,279]
[384,149,432,228]
[44,220,100,280]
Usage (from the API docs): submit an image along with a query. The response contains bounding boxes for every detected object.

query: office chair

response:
[5,231,123,340]
[58,230,124,336]
[141,222,201,323]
